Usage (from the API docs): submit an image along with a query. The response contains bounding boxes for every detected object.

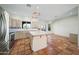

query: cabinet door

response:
[9,18,22,28]
[13,19,16,28]
[32,35,47,51]
[9,18,12,28]
[19,20,22,28]
[70,33,78,46]
[16,20,22,28]
[15,19,18,28]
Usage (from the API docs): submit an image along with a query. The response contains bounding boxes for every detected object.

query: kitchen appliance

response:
[0,6,9,53]
[9,32,15,49]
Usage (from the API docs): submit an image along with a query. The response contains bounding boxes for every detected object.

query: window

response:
[22,21,31,29]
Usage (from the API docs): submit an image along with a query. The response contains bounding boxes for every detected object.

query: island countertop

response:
[28,30,53,52]
[28,30,53,36]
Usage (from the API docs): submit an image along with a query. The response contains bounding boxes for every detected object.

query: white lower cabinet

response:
[32,35,47,52]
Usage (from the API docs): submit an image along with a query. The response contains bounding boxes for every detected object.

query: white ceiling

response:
[0,4,78,22]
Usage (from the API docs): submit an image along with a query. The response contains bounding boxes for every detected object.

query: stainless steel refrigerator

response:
[0,6,9,54]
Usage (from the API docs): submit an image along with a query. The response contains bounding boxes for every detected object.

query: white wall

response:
[51,7,79,47]
[51,15,79,47]
[51,16,79,37]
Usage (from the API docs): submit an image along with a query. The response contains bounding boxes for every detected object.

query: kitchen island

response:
[29,30,53,52]
[10,29,53,52]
